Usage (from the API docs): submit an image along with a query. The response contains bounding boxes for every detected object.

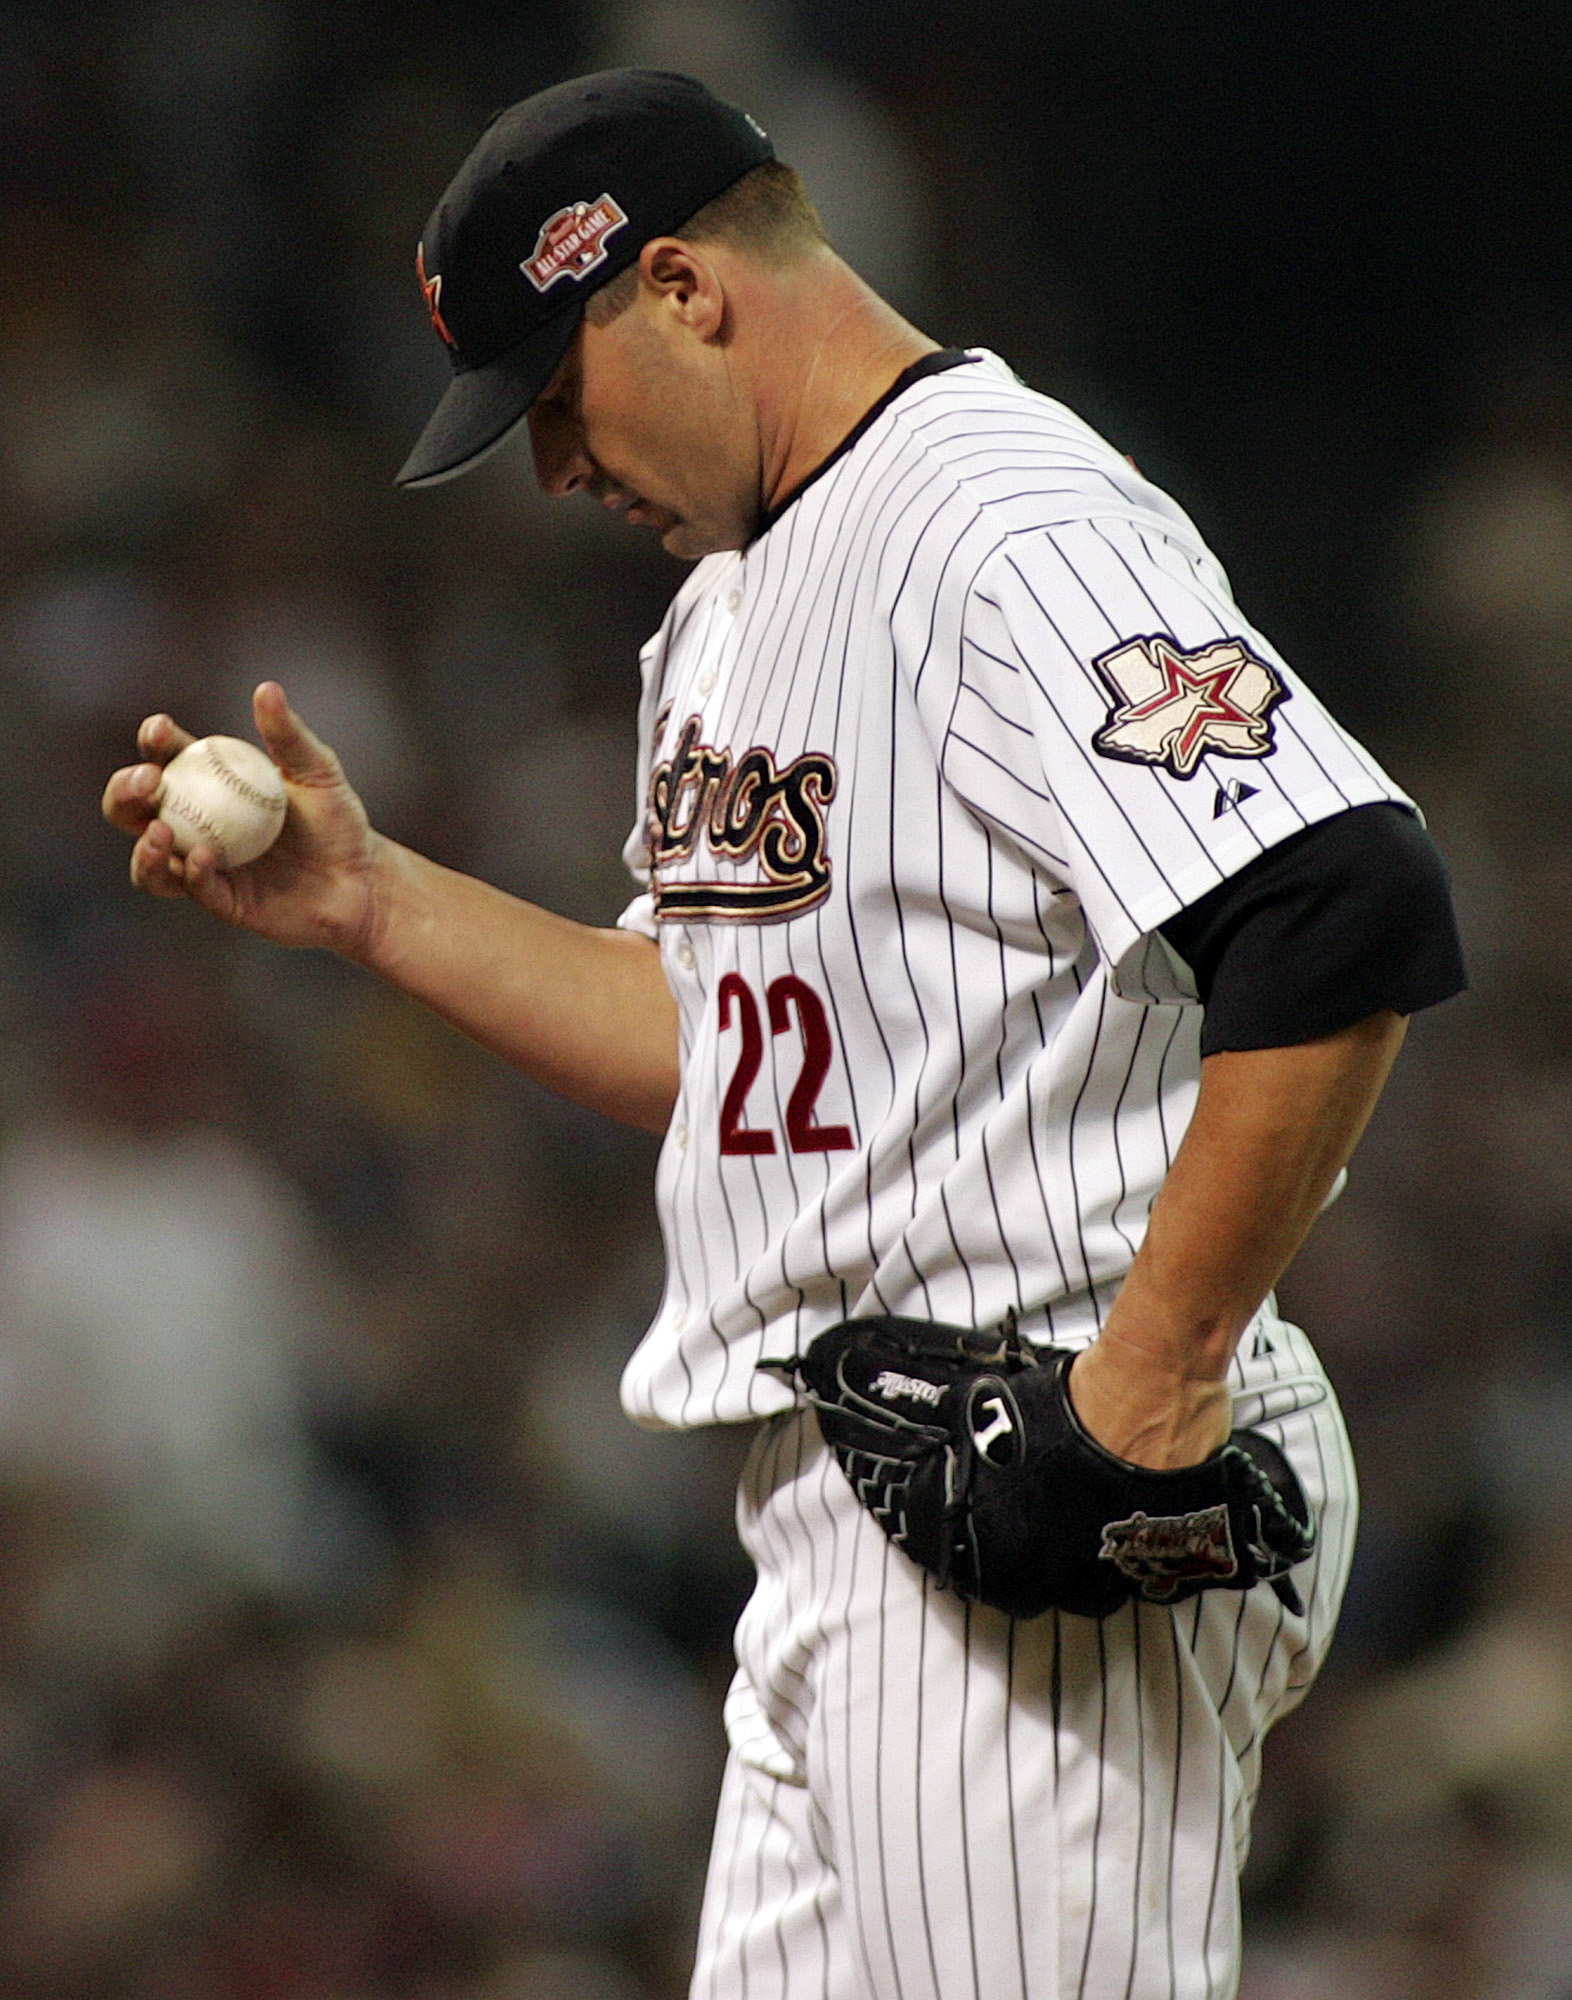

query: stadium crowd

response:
[1,4,1569,1995]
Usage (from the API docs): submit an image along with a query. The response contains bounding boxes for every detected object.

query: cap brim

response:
[396,305,581,488]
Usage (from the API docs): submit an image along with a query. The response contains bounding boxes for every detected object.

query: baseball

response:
[157,735,288,870]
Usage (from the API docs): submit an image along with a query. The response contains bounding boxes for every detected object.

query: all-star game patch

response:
[1090,634,1287,781]
[523,195,629,292]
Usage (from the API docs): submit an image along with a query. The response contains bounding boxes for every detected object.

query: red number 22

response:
[717,973,853,1156]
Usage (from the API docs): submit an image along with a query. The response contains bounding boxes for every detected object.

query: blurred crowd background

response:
[0,3,1569,1997]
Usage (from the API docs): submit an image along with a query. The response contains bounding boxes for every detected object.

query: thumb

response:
[253,680,343,784]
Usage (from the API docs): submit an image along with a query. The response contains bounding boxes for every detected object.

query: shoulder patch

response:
[1090,635,1287,780]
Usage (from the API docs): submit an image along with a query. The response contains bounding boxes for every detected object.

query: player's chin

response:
[658,514,744,561]
[655,519,704,558]
[622,498,683,547]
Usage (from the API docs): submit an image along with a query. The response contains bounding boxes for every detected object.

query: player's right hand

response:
[101,680,386,958]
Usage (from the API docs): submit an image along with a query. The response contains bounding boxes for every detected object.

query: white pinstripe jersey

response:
[616,349,1407,1430]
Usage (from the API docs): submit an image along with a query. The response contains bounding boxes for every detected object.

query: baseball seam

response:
[161,797,237,869]
[201,740,285,813]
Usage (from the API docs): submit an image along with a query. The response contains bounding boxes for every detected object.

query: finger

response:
[101,761,166,834]
[253,681,343,784]
[130,821,239,921]
[129,817,189,899]
[136,713,197,763]
[179,842,240,923]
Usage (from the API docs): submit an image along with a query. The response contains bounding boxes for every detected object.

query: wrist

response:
[332,831,408,971]
[1096,1257,1260,1386]
[1091,1312,1244,1388]
[1069,1338,1233,1470]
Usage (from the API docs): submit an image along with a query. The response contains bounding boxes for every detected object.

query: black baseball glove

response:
[764,1313,1315,1621]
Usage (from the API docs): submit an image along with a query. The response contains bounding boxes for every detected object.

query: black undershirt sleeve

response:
[1157,802,1467,1057]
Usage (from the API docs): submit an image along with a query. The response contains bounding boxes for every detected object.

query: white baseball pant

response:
[689,1313,1356,2000]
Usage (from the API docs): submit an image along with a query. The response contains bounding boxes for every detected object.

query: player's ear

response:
[639,238,726,340]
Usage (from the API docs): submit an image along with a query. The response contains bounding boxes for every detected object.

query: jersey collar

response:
[751,347,981,542]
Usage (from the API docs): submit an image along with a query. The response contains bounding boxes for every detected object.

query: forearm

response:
[103,694,681,1133]
[351,836,680,1134]
[1073,1008,1407,1465]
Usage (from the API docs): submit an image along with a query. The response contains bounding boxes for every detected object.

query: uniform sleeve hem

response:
[1102,783,1414,1001]
[616,891,660,942]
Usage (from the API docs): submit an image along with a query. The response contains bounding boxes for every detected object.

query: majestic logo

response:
[523,195,629,292]
[1099,1505,1239,1599]
[416,243,455,348]
[1213,777,1259,818]
[1091,635,1287,780]
[647,712,837,922]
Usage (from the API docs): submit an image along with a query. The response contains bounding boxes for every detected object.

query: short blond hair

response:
[586,160,826,327]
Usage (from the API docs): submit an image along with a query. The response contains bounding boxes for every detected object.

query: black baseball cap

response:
[396,69,774,489]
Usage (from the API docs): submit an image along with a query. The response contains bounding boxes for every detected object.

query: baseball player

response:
[104,72,1465,2000]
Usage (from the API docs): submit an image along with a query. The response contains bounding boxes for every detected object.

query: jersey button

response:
[675,938,697,971]
[696,667,716,695]
[725,588,742,614]
[673,1122,689,1151]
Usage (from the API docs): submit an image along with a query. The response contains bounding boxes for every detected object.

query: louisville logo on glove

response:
[764,1313,1316,1622]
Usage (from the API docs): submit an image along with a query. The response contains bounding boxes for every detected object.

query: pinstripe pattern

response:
[608,350,1379,1996]
[692,1309,1356,2000]
[616,351,1406,1426]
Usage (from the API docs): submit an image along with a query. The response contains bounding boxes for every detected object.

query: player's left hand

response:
[102,680,384,956]
[782,1314,1314,1619]
[1066,1337,1232,1471]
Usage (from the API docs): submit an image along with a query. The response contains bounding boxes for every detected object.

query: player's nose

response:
[526,404,595,498]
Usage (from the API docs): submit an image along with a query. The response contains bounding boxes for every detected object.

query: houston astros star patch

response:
[1090,634,1287,780]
